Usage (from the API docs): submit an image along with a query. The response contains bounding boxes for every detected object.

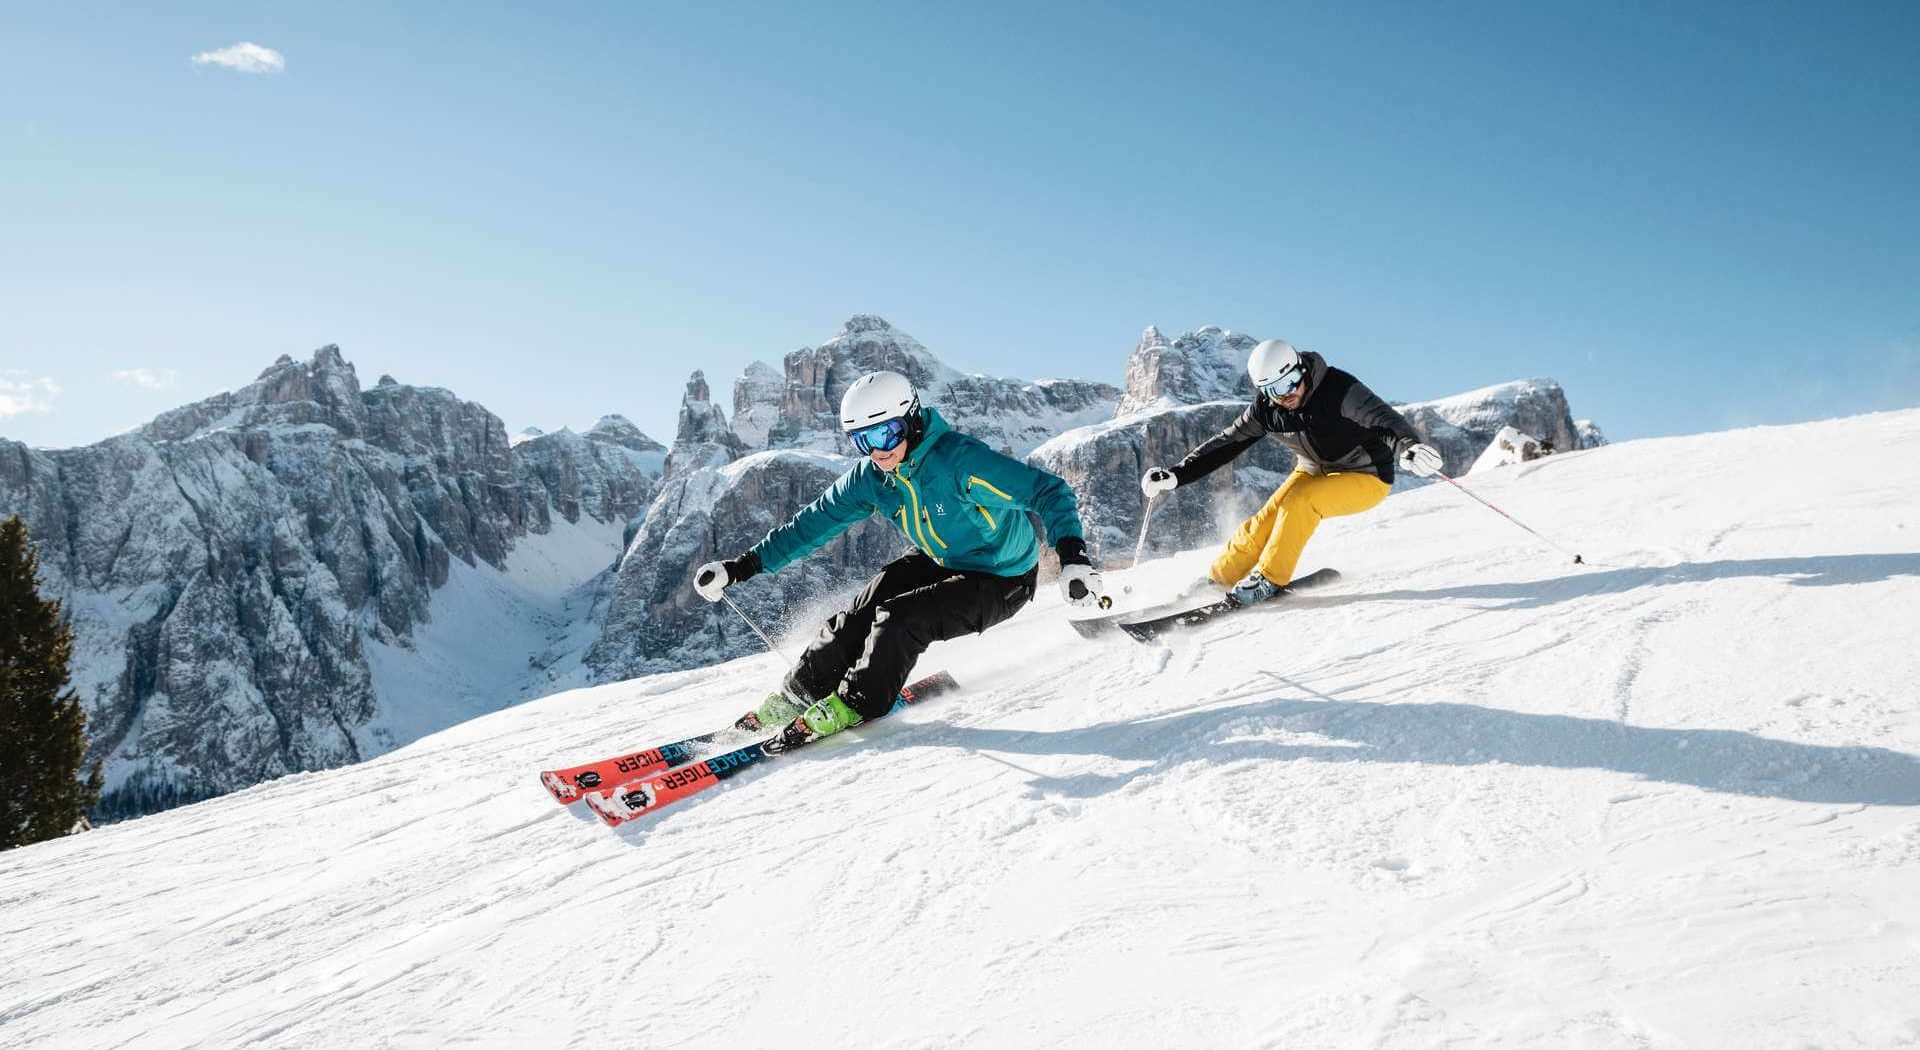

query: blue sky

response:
[3,1,1915,449]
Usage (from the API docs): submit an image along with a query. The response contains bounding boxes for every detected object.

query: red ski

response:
[539,711,767,805]
[585,671,959,827]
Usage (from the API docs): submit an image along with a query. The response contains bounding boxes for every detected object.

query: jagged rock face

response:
[1577,419,1608,448]
[766,316,961,450]
[666,371,745,479]
[359,379,526,573]
[1028,402,1299,568]
[586,451,905,678]
[585,415,668,456]
[514,428,663,529]
[731,362,785,450]
[1,423,381,816]
[937,376,1118,457]
[1396,379,1584,477]
[0,346,662,819]
[142,346,369,443]
[1116,326,1256,416]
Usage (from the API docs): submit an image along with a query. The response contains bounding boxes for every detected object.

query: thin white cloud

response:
[111,367,178,391]
[0,375,60,418]
[191,42,285,74]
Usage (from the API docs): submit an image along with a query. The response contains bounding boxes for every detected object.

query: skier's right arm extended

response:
[1147,405,1266,494]
[693,468,878,601]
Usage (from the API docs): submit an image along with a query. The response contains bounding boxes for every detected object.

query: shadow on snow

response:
[918,681,1920,807]
[1301,552,1920,614]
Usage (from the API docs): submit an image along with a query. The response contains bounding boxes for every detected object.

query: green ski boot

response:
[801,693,864,738]
[766,693,865,753]
[752,689,805,730]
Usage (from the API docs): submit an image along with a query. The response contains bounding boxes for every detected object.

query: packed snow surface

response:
[5,411,1919,1049]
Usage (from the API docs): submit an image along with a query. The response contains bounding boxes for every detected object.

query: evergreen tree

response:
[0,515,102,850]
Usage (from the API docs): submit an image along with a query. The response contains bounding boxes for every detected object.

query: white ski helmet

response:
[839,370,923,453]
[1248,339,1307,398]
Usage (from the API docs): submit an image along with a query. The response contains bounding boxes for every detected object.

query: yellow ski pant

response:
[1210,470,1390,586]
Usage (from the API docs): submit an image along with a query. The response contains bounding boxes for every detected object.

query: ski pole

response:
[1133,493,1159,568]
[720,591,797,670]
[1436,471,1584,564]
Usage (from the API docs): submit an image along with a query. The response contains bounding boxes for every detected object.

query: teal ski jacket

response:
[749,408,1086,578]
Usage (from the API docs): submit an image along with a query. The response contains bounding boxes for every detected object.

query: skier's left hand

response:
[1399,442,1444,478]
[1059,564,1105,607]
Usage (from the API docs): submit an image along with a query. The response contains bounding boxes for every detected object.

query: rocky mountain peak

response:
[147,344,368,443]
[1117,325,1256,417]
[585,414,667,453]
[1395,378,1585,476]
[731,362,786,449]
[1,343,663,820]
[1135,325,1170,352]
[666,370,743,477]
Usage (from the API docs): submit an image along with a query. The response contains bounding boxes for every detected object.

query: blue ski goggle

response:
[1259,364,1308,401]
[847,417,909,455]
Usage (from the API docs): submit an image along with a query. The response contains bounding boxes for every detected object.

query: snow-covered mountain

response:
[5,409,1915,1048]
[1114,324,1257,415]
[0,348,663,819]
[1397,377,1584,474]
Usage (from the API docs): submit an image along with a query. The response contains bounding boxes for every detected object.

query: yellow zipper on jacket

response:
[920,504,949,549]
[896,472,944,561]
[966,475,1013,501]
[976,505,996,531]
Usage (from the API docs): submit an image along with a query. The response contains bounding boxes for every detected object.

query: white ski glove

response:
[692,561,733,602]
[1140,467,1178,498]
[1059,563,1105,607]
[695,552,764,602]
[1399,442,1444,478]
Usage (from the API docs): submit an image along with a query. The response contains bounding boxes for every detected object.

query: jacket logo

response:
[934,503,947,515]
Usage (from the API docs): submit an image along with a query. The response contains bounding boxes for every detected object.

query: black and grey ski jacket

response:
[1171,352,1423,486]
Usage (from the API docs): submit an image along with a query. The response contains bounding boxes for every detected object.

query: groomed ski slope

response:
[5,411,1919,1050]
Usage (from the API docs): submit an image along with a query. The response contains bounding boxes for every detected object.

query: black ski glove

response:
[1054,536,1092,568]
[724,551,762,583]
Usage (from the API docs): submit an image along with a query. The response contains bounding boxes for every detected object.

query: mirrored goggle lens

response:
[848,418,907,454]
[1261,366,1306,400]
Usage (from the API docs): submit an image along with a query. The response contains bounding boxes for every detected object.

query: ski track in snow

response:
[4,410,1920,1049]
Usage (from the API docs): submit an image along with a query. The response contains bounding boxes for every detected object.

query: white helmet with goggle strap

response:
[840,371,924,455]
[1249,339,1309,402]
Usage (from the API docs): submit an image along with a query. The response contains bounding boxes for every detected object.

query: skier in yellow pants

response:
[1141,339,1445,606]
[1210,470,1388,592]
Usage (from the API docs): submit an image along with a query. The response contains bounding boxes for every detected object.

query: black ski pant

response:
[785,553,1037,721]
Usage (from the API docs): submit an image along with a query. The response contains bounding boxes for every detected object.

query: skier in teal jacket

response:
[694,370,1105,740]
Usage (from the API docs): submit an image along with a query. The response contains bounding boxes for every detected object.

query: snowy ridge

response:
[6,410,1915,1047]
[0,346,664,819]
[1396,377,1584,473]
[718,446,856,481]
